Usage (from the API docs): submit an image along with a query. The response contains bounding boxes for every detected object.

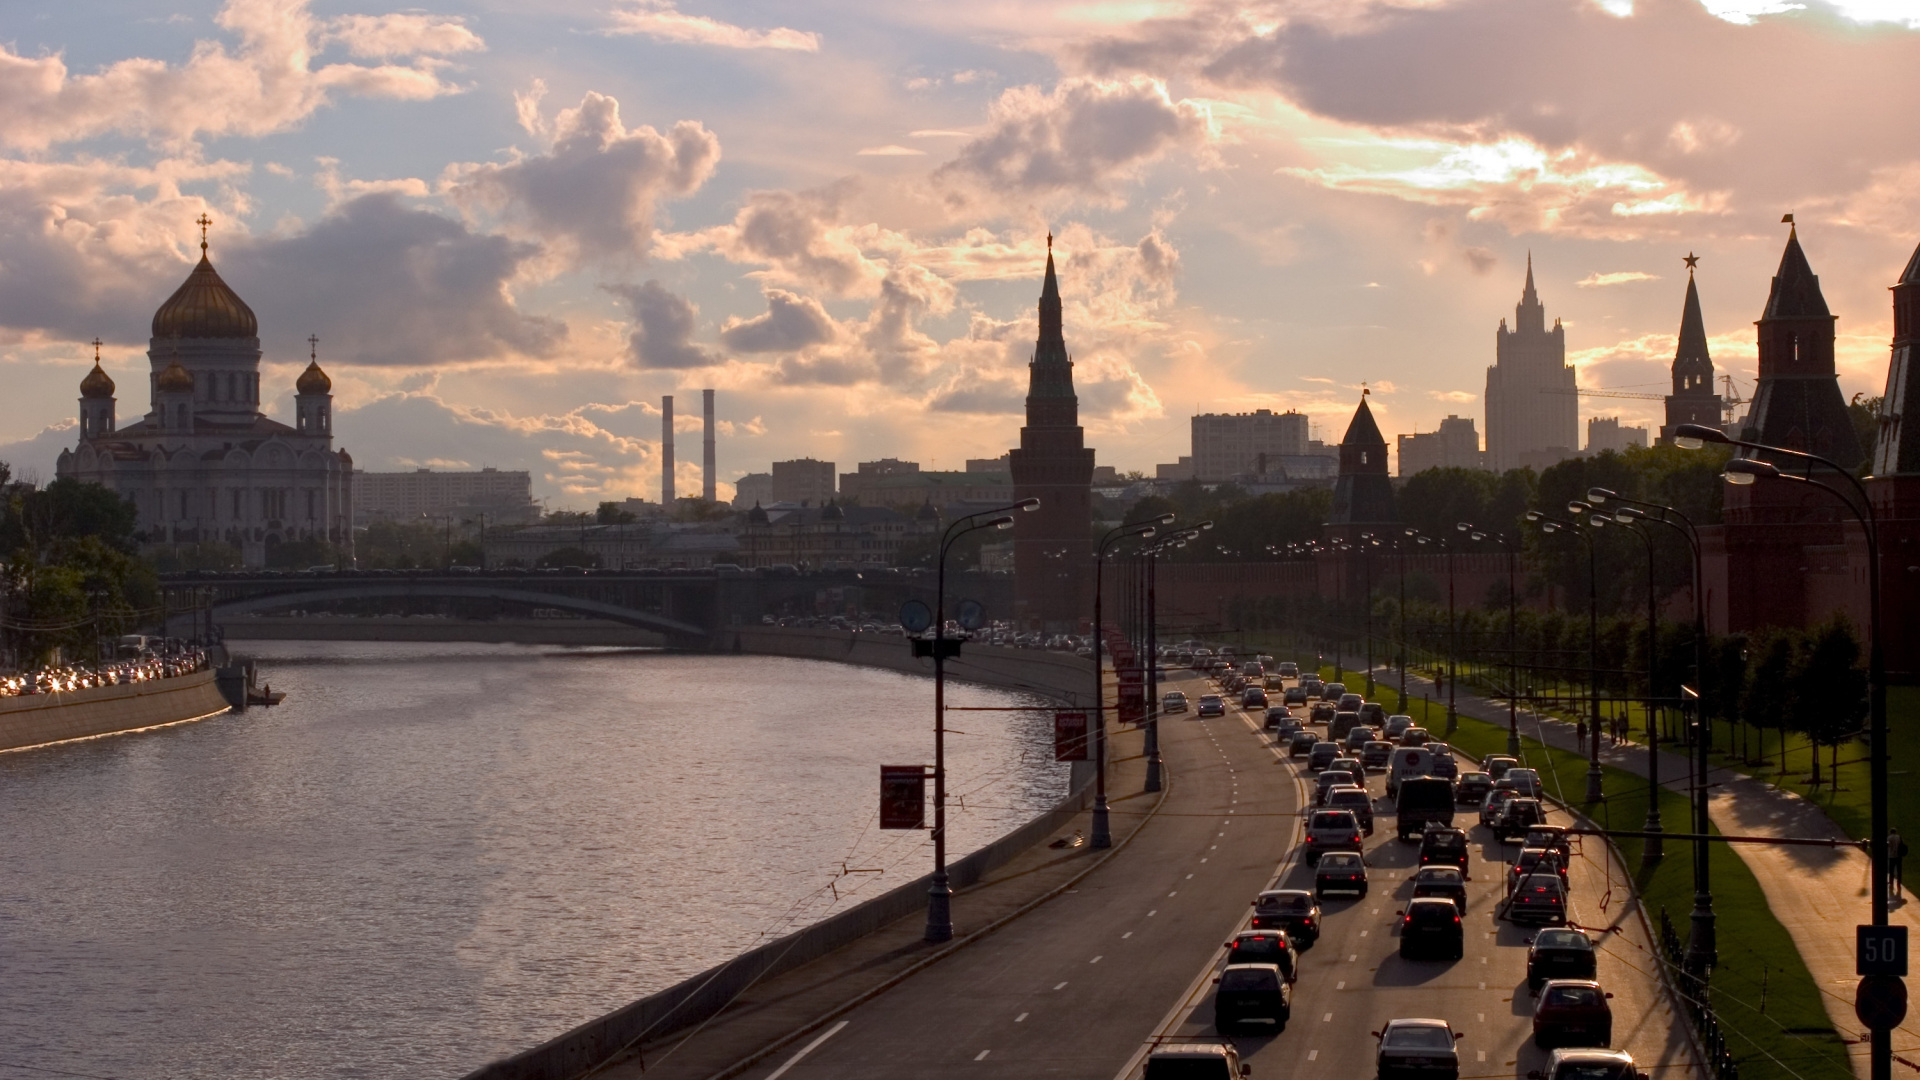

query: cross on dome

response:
[196,213,212,251]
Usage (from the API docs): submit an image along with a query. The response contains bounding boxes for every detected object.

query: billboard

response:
[1054,710,1090,761]
[879,765,927,829]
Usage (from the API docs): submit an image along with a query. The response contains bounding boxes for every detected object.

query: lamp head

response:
[1455,522,1472,533]
[1589,515,1607,529]
[1016,498,1041,512]
[1154,512,1176,525]
[1525,510,1544,523]
[1542,521,1560,534]
[1587,487,1617,505]
[1673,423,1729,451]
[1722,458,1777,486]
[1470,532,1486,541]
[1139,527,1158,540]
[1567,500,1591,515]
[990,515,1016,529]
[1198,520,1215,531]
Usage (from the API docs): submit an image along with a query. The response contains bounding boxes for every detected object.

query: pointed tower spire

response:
[1522,251,1537,305]
[1743,220,1859,465]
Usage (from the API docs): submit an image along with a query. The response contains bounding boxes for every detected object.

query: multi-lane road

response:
[745,668,1693,1079]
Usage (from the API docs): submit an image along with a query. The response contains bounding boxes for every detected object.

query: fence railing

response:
[1659,907,1740,1080]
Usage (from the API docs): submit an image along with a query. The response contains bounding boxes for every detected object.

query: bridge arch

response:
[205,582,710,644]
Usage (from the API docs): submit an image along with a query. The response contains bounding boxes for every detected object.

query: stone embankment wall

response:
[0,670,232,753]
[224,615,666,647]
[461,627,1100,1080]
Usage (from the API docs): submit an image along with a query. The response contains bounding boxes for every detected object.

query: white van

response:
[1386,745,1441,798]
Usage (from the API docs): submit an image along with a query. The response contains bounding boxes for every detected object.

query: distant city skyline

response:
[1,0,1916,506]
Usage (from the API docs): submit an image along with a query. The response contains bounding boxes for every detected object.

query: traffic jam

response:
[1139,650,1679,1080]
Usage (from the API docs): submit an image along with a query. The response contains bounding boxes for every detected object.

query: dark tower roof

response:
[1328,393,1396,525]
[1761,226,1833,321]
[747,501,769,525]
[1522,252,1538,307]
[1902,240,1920,287]
[1027,237,1074,401]
[1674,270,1713,381]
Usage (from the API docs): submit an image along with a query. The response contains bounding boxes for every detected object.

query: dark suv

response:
[1398,897,1465,960]
[1225,929,1297,982]
[1494,798,1547,842]
[1213,963,1291,1033]
[1251,889,1321,944]
[1527,928,1598,990]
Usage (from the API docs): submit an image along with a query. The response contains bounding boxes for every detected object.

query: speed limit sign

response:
[1858,925,1909,977]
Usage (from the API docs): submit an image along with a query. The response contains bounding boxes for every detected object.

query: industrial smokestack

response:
[661,395,675,505]
[702,389,716,503]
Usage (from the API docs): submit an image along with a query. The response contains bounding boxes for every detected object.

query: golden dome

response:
[80,361,115,399]
[296,360,332,395]
[152,249,258,340]
[157,359,195,393]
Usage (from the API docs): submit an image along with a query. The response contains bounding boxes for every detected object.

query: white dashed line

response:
[1091,956,1103,965]
[1123,931,1133,939]
[1478,1052,1488,1062]
[1186,873,1194,880]
[1478,981,1486,990]
[765,1020,849,1080]
[1054,982,1068,990]
[1016,1013,1028,1023]
[1309,1051,1320,1062]
[975,1050,991,1061]
[1336,981,1345,990]
[1148,910,1157,917]
[1322,1012,1333,1022]
[1169,891,1177,897]
[1348,954,1358,962]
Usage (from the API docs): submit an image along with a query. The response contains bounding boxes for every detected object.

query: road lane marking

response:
[1148,910,1157,917]
[1478,1013,1485,1022]
[765,1019,849,1080]
[1478,981,1486,989]
[1201,858,1208,863]
[1336,981,1345,990]
[1478,1052,1488,1062]
[1091,956,1103,964]
[1055,982,1068,990]
[1323,1013,1333,1022]
[1016,1013,1028,1022]
[1348,954,1357,961]
[1123,931,1133,939]
[1169,891,1177,897]
[1186,873,1194,879]
[975,1050,991,1061]
[1309,1051,1319,1061]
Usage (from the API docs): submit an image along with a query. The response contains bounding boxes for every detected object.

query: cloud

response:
[227,193,565,366]
[608,280,718,369]
[856,145,927,156]
[936,76,1215,201]
[604,1,820,51]
[1577,270,1660,288]
[719,289,836,354]
[709,185,883,296]
[444,91,720,265]
[0,0,475,151]
[1429,389,1478,403]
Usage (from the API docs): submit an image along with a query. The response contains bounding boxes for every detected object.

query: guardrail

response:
[1658,907,1740,1080]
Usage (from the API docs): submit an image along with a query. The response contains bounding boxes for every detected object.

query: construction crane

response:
[1549,378,1747,425]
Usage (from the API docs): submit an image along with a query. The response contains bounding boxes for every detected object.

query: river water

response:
[0,642,1068,1080]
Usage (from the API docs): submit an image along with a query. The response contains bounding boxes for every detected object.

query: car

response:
[1241,661,1265,679]
[1198,694,1226,717]
[1308,742,1342,771]
[1142,1041,1251,1080]
[1264,674,1285,690]
[1326,785,1375,834]
[1506,767,1543,797]
[1359,702,1388,727]
[1224,675,1247,694]
[1387,746,1441,798]
[1362,740,1396,770]
[1426,745,1459,779]
[1315,850,1369,897]
[1526,825,1574,861]
[1265,707,1299,733]
[1329,755,1364,776]
[1494,798,1547,842]
[1411,865,1468,913]
[1509,847,1570,892]
[1384,714,1415,740]
[1317,769,1361,805]
[1506,875,1568,925]
[1242,687,1269,709]
[1395,777,1457,839]
[1533,980,1614,1049]
[1289,730,1320,757]
[1302,677,1326,699]
[1284,686,1309,705]
[1374,1018,1464,1080]
[1330,710,1365,741]
[1303,808,1364,864]
[1482,754,1519,780]
[1400,726,1432,747]
[1251,888,1321,943]
[1480,788,1519,829]
[1162,690,1190,713]
[1338,692,1365,713]
[1309,701,1337,725]
[1322,681,1347,701]
[1278,662,1300,678]
[1398,896,1464,959]
[1335,724,1367,752]
[1527,928,1599,990]
[1225,929,1298,982]
[1418,827,1471,876]
[1213,963,1291,1033]
[1454,772,1493,805]
[1527,1050,1648,1080]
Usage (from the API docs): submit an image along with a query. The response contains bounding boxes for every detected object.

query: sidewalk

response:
[1379,664,1910,1078]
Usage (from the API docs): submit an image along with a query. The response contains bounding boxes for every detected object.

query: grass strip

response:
[1299,662,1855,1080]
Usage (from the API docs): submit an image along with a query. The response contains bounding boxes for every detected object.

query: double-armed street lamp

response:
[1584,484,1711,972]
[1461,523,1522,756]
[925,497,1039,943]
[1093,516,1173,848]
[1599,506,1664,860]
[1526,507,1605,804]
[1408,528,1459,735]
[1138,522,1212,793]
[1674,422,1894,1075]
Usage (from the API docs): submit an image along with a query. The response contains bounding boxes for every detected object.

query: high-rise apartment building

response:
[837,458,919,504]
[770,458,836,505]
[1585,417,1649,454]
[1190,409,1309,481]
[353,467,537,523]
[1395,415,1483,477]
[732,472,773,509]
[1485,257,1578,472]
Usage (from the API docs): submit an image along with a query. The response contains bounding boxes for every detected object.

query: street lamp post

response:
[1464,524,1522,756]
[1361,534,1378,696]
[1586,483,1712,972]
[1398,531,1412,708]
[1529,509,1605,803]
[1093,517,1171,848]
[925,498,1038,943]
[1611,511,1663,859]
[1676,422,1892,1076]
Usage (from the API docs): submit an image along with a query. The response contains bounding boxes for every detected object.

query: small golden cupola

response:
[78,337,117,438]
[80,359,115,399]
[157,358,196,393]
[297,357,332,395]
[295,334,334,436]
[152,214,258,340]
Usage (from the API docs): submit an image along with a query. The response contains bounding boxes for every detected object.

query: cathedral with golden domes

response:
[56,223,354,567]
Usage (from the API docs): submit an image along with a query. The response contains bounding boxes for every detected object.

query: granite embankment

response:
[726,625,1095,705]
[0,669,232,753]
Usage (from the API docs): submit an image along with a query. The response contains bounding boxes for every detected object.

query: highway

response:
[742,668,1692,1080]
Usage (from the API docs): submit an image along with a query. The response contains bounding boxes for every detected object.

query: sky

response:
[0,0,1916,506]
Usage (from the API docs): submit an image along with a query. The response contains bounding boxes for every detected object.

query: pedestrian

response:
[1576,719,1587,751]
[1891,829,1909,899]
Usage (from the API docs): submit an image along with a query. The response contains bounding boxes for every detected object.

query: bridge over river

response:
[159,568,1016,649]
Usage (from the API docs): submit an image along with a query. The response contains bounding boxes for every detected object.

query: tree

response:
[1849,394,1883,463]
[1796,618,1867,785]
[1740,629,1798,767]
[596,501,638,525]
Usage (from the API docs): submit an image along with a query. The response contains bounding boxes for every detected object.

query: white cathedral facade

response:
[56,234,353,568]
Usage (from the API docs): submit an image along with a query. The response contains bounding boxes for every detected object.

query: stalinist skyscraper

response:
[1009,237,1095,630]
[1484,257,1578,471]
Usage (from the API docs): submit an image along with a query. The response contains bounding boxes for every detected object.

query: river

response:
[0,642,1068,1080]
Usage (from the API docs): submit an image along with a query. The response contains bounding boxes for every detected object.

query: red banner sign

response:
[1118,680,1146,724]
[879,765,927,829]
[1054,710,1090,761]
